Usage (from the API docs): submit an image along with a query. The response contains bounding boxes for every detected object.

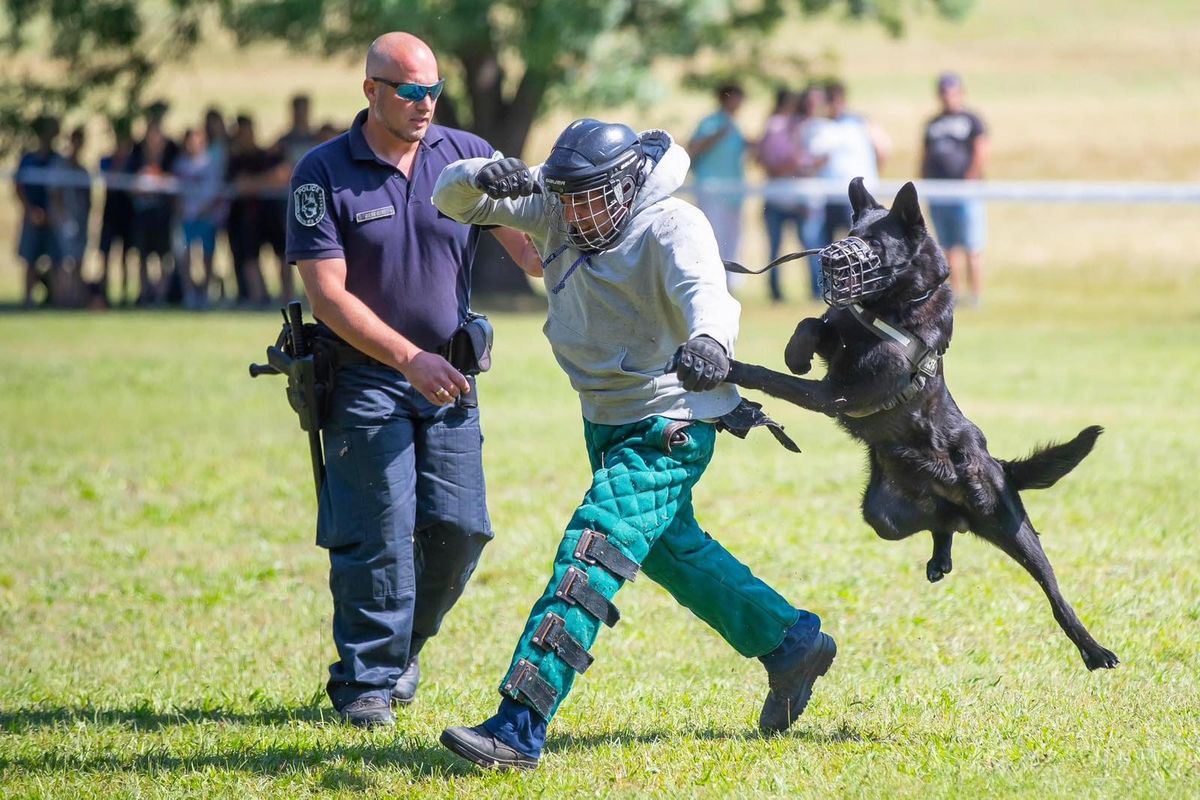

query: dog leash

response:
[722,249,821,275]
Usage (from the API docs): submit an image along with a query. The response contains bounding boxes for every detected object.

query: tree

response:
[216,0,969,295]
[0,0,971,296]
[0,0,206,149]
[218,0,971,160]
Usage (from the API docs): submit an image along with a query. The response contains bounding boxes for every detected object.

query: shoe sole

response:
[391,693,415,707]
[759,633,837,734]
[439,729,539,771]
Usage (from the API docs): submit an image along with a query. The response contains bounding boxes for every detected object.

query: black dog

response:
[727,178,1118,671]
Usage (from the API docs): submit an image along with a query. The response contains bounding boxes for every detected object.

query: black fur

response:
[728,178,1118,671]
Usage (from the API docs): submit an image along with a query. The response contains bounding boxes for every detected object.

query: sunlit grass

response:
[1,250,1197,797]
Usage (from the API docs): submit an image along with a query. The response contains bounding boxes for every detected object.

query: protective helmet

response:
[542,118,646,252]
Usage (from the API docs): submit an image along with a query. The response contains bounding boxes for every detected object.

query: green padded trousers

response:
[496,415,800,722]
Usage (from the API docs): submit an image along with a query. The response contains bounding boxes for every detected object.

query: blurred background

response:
[2,3,1199,795]
[1,0,1197,308]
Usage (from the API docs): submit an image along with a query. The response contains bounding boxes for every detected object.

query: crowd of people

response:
[12,95,343,309]
[688,72,989,304]
[11,74,989,310]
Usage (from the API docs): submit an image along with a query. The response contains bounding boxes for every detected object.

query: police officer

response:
[286,31,541,727]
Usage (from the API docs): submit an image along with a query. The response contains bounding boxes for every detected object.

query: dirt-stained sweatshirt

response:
[432,130,742,425]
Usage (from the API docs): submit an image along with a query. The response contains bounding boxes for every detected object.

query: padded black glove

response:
[669,335,730,392]
[475,157,542,200]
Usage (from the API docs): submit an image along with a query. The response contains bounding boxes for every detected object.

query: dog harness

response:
[842,303,944,418]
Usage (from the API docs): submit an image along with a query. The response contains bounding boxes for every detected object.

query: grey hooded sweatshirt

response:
[432,131,741,425]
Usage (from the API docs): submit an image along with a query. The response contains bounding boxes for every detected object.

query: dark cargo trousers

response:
[317,365,493,709]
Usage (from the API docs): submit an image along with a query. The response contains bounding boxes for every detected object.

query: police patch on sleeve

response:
[294,183,326,227]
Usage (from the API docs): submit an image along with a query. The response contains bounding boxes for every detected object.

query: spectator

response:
[921,72,990,305]
[173,128,225,309]
[14,115,64,308]
[687,84,748,291]
[130,101,180,305]
[203,108,232,303]
[57,126,92,307]
[276,94,320,164]
[811,81,891,251]
[98,118,138,306]
[791,84,836,300]
[265,95,320,303]
[757,88,809,302]
[225,114,279,306]
[315,122,342,144]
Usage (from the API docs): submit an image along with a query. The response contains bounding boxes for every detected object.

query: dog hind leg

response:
[927,531,954,583]
[977,515,1119,670]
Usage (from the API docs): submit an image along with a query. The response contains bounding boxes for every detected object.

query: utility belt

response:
[318,312,493,409]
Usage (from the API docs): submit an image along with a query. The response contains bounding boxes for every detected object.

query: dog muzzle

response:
[818,237,888,307]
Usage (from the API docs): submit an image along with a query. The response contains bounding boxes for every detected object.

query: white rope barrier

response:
[7,166,1200,204]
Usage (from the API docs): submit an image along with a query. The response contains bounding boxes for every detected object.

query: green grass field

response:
[3,0,1200,796]
[2,247,1198,797]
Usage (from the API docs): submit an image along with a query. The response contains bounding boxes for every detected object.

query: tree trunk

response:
[470,232,543,307]
[457,56,553,299]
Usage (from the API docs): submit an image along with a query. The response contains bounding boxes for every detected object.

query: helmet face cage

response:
[544,148,644,253]
[549,175,638,252]
[819,236,889,307]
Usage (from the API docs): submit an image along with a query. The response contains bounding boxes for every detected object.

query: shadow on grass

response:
[0,702,334,732]
[546,721,881,753]
[0,704,473,781]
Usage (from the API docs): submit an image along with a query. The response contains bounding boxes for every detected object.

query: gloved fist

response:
[475,157,541,199]
[668,335,730,392]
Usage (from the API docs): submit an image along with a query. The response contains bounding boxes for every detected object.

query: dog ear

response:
[891,182,925,232]
[847,177,882,222]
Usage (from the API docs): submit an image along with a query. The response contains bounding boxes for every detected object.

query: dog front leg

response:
[784,317,828,375]
[927,531,953,582]
[726,360,841,415]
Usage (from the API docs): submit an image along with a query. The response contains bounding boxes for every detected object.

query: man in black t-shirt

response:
[921,72,990,305]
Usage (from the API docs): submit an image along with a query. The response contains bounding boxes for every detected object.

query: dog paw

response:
[785,357,812,375]
[1082,645,1120,670]
[926,557,952,583]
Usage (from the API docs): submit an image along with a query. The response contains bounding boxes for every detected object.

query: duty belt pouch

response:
[444,312,493,376]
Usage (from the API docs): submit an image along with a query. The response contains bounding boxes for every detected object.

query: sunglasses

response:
[371,77,445,103]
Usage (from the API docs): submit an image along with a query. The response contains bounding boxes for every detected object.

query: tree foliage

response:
[0,0,206,150]
[217,0,971,156]
[0,0,972,155]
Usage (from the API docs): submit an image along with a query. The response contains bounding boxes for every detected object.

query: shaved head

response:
[366,32,437,80]
[362,32,441,147]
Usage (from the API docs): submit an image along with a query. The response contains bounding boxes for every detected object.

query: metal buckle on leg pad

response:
[574,529,639,582]
[555,566,620,628]
[532,612,594,674]
[501,658,557,719]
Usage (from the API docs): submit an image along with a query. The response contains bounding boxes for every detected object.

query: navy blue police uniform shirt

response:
[286,109,495,352]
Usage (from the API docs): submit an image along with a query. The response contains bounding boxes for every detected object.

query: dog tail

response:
[1002,425,1103,491]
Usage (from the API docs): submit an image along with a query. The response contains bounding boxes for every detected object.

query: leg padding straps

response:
[501,658,557,719]
[555,566,620,628]
[532,612,594,674]
[575,528,639,582]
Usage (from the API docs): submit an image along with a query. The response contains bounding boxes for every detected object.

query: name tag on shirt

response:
[355,205,396,223]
